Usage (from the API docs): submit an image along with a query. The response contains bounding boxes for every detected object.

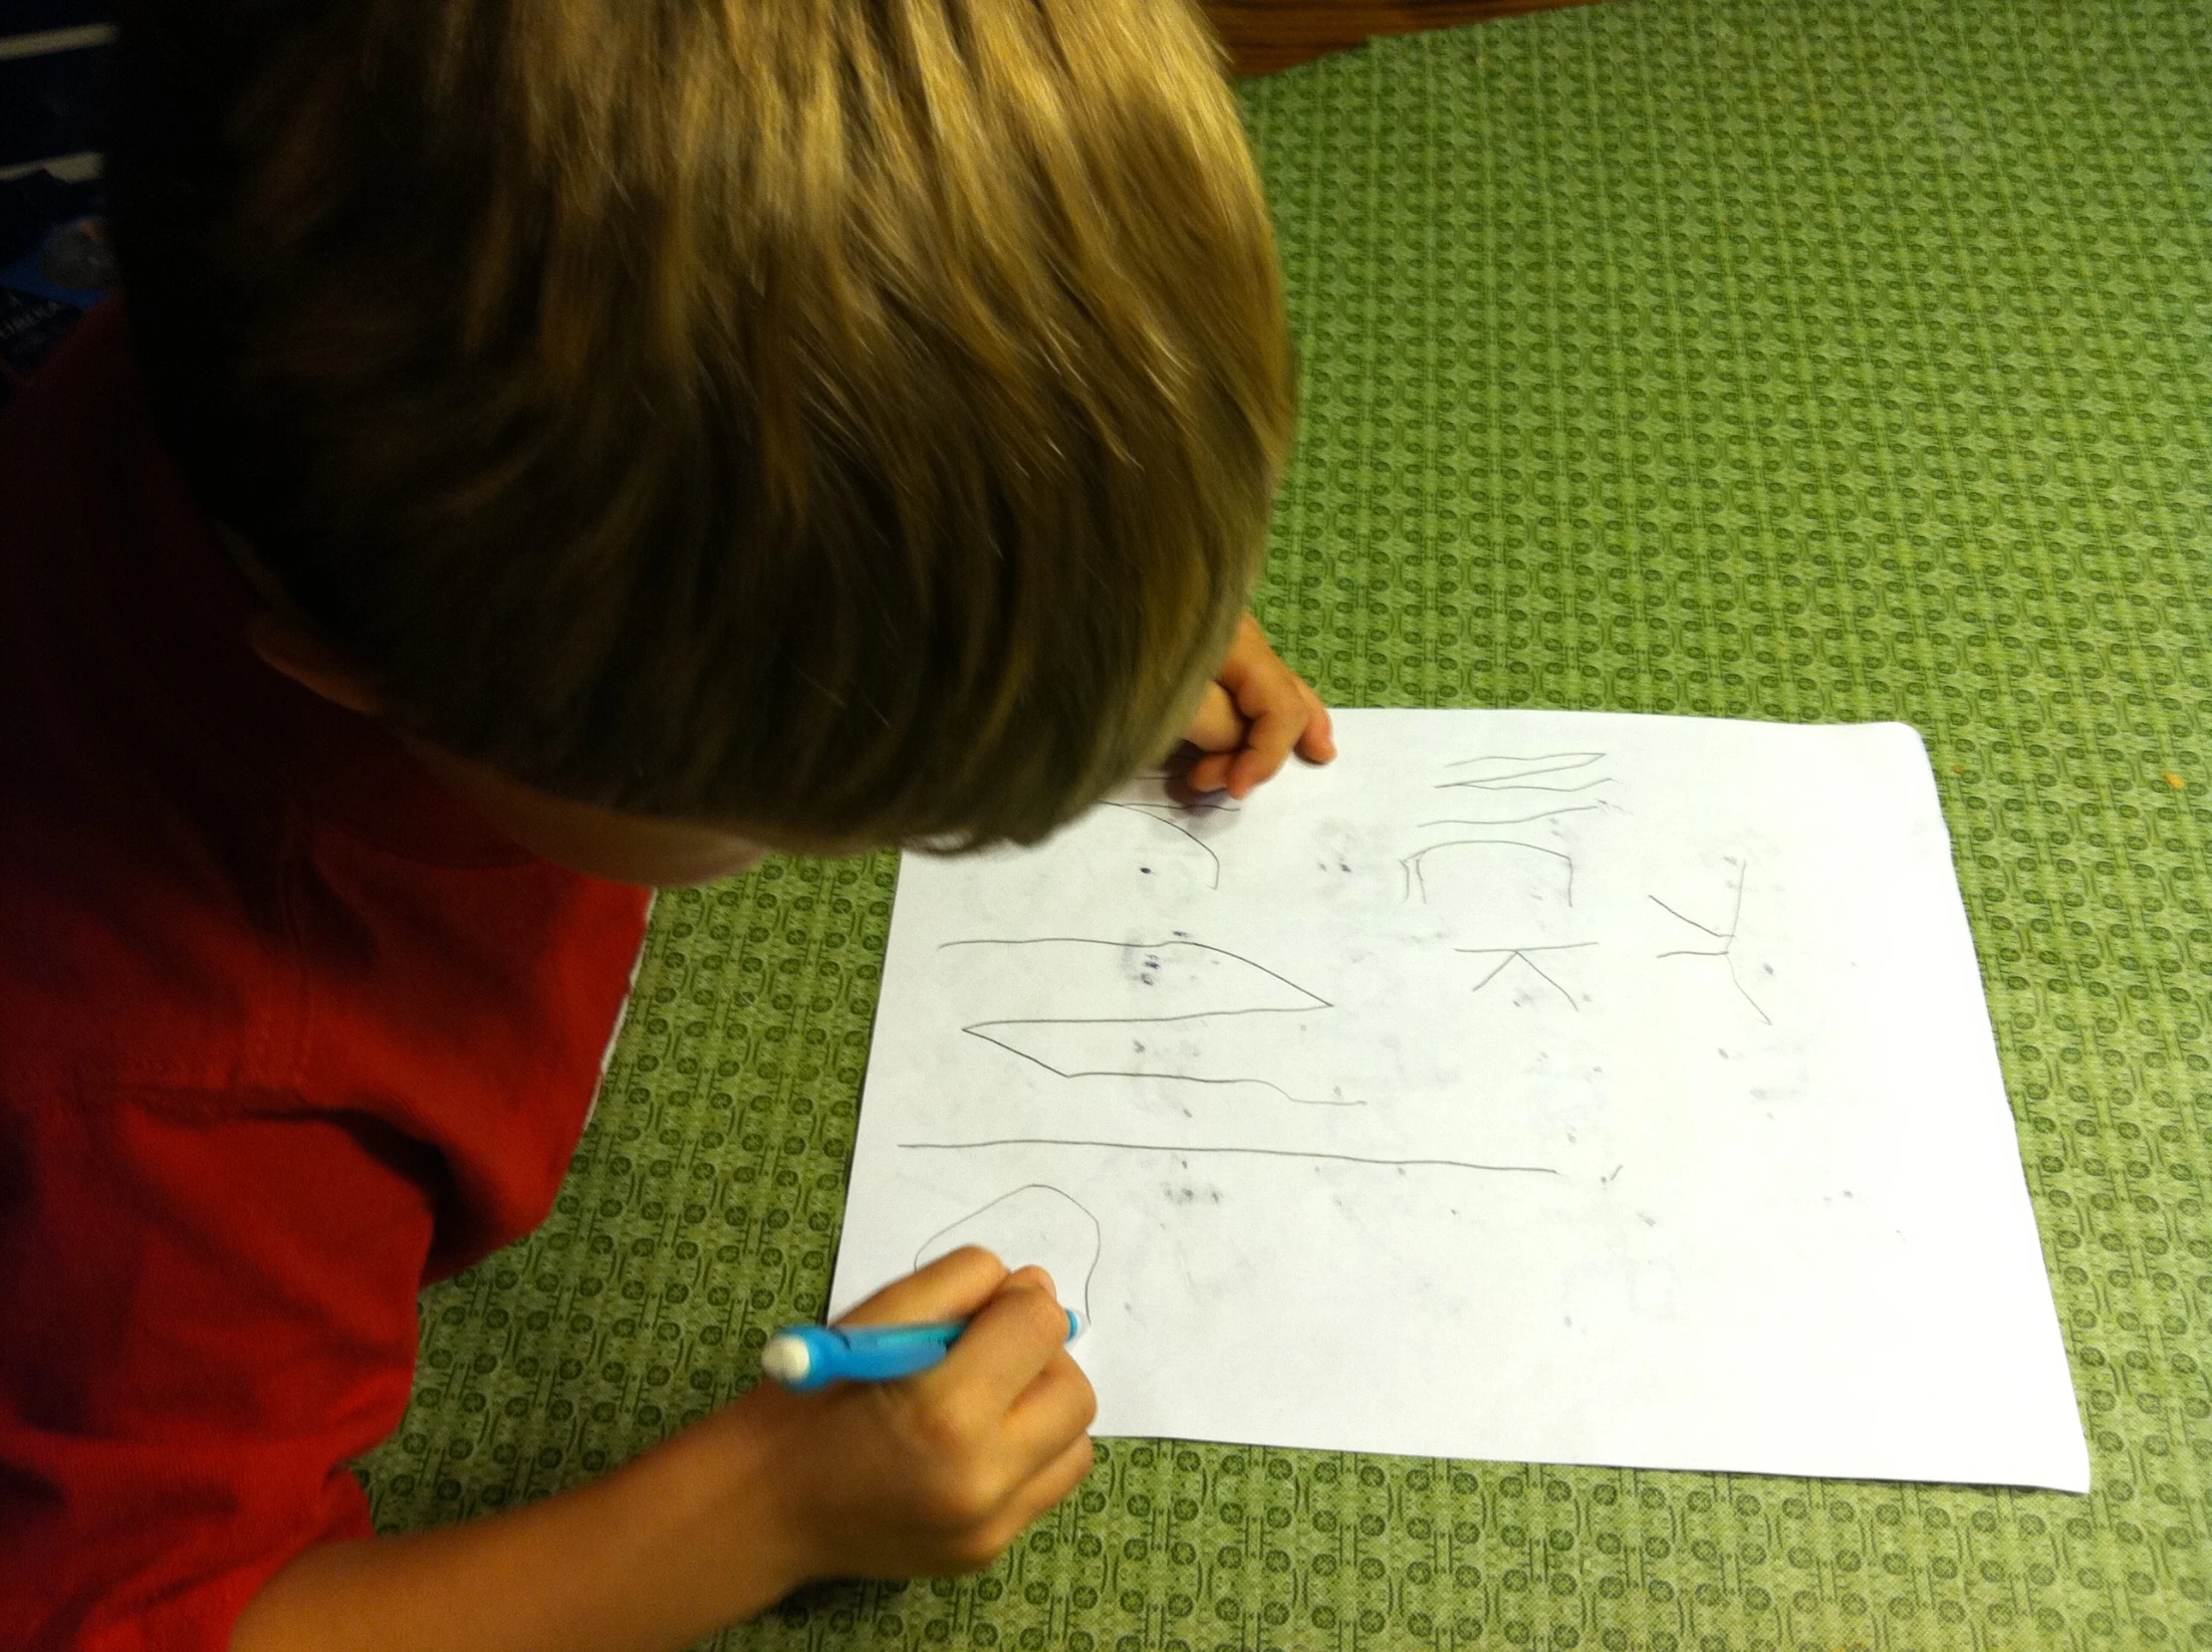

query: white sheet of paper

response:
[829,710,2089,1491]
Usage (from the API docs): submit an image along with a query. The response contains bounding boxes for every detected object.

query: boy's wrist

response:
[231,1395,818,1652]
[645,1394,824,1624]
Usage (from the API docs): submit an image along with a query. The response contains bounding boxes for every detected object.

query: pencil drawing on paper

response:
[895,1137,1561,1177]
[1435,751,1609,791]
[1099,801,1223,887]
[913,1183,1105,1321]
[1402,834,1580,907]
[1095,777,1243,888]
[1456,940,1598,1011]
[1399,752,1622,926]
[831,711,2092,1492]
[939,936,1361,1106]
[1649,857,1771,1024]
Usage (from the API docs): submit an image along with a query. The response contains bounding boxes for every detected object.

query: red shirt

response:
[0,306,654,1650]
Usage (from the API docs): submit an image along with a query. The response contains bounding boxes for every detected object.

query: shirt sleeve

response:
[1,1084,437,1652]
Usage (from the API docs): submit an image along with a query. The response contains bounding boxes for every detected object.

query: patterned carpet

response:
[363,0,2212,1646]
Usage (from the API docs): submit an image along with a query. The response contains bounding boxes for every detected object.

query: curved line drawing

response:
[1649,859,1771,1025]
[1455,941,1598,1012]
[1100,802,1221,887]
[913,1183,1104,1322]
[1401,838,1576,906]
[938,937,1354,1106]
[896,1138,1560,1176]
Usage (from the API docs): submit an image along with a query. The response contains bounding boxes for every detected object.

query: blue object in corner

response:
[761,1311,1084,1390]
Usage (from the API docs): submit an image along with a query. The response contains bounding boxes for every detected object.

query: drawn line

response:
[896,1138,1560,1176]
[1647,894,1726,940]
[1727,961,1772,1026]
[1443,777,1618,796]
[1126,773,1244,809]
[965,1006,1327,1032]
[1468,956,1517,996]
[1518,954,1580,1010]
[941,937,1351,1103]
[1418,806,1603,828]
[1649,860,1772,1025]
[1101,802,1220,887]
[913,1184,1104,1322]
[1461,948,1582,1012]
[1442,751,1604,774]
[1402,838,1576,907]
[1454,942,1599,955]
[937,937,1330,1013]
[1118,798,1241,816]
[959,1029,1364,1107]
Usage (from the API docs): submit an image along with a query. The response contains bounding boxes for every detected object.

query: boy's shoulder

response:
[0,309,662,1648]
[0,305,649,1210]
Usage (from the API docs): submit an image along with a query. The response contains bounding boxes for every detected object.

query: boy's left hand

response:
[1176,613,1336,799]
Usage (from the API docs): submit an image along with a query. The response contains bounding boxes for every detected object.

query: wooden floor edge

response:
[1208,0,1613,76]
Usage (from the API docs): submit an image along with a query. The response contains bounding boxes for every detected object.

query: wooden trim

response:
[1203,0,1607,76]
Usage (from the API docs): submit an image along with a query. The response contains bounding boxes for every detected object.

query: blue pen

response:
[760,1310,1085,1391]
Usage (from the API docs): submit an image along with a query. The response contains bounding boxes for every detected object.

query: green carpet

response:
[361,0,2212,1645]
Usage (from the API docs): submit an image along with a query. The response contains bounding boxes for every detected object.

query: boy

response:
[0,0,1334,1648]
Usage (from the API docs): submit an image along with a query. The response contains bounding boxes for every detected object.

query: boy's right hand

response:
[723,1248,1098,1593]
[228,1248,1091,1652]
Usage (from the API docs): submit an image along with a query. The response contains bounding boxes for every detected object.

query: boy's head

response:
[114,0,1295,875]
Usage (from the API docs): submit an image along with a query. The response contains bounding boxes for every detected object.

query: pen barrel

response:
[763,1310,1082,1388]
[830,1321,965,1383]
[764,1320,962,1389]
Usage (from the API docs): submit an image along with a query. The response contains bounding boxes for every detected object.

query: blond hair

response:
[115,0,1294,846]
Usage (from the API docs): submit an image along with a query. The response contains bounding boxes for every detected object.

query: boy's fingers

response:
[1173,628,1334,796]
[1296,682,1337,762]
[836,1246,1009,1328]
[924,1281,1076,1414]
[1180,683,1242,754]
[1004,1348,1098,1461]
[1008,1431,1099,1528]
[1183,750,1235,795]
[1225,687,1305,796]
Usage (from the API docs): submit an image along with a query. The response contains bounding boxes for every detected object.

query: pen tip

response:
[760,1332,811,1386]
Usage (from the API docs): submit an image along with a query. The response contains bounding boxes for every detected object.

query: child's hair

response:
[112,0,1294,846]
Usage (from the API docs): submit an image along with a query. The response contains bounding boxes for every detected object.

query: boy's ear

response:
[245,610,385,718]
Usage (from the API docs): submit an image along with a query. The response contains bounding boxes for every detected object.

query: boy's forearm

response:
[230,1407,804,1652]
